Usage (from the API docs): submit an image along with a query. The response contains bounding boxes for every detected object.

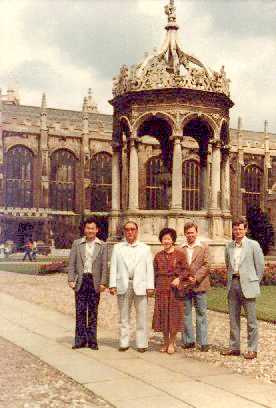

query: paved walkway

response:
[0,292,275,408]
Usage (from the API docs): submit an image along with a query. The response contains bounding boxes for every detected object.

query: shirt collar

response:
[123,239,140,247]
[182,238,202,248]
[234,236,246,247]
[84,237,101,245]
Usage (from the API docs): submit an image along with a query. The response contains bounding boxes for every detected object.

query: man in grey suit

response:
[221,217,264,359]
[68,217,108,350]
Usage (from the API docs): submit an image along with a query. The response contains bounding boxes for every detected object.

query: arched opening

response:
[90,152,112,211]
[182,160,200,210]
[183,118,214,210]
[137,116,172,209]
[49,149,76,211]
[6,145,33,208]
[242,164,263,214]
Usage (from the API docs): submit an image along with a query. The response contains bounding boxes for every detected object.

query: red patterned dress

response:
[152,248,189,333]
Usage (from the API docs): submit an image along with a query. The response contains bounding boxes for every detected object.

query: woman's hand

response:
[171,277,180,287]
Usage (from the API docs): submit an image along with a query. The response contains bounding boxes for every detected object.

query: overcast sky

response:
[1,0,276,133]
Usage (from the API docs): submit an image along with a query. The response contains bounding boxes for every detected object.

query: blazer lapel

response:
[228,242,235,269]
[238,238,248,266]
[79,239,86,265]
[191,246,201,264]
[90,242,101,264]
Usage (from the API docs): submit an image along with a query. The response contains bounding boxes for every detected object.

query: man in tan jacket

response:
[181,222,210,352]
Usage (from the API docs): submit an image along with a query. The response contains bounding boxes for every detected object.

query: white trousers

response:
[117,283,148,348]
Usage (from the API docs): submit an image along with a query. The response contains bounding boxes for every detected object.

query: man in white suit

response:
[221,217,264,359]
[109,221,154,352]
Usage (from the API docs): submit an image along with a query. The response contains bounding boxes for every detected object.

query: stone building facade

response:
[0,1,276,259]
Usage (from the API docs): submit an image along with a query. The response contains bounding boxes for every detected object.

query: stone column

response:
[210,139,221,210]
[264,120,271,209]
[128,136,139,211]
[200,154,208,210]
[237,117,244,216]
[0,94,4,208]
[171,135,182,210]
[112,143,121,212]
[221,147,231,212]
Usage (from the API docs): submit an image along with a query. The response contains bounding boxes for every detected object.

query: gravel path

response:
[0,336,112,408]
[0,270,275,384]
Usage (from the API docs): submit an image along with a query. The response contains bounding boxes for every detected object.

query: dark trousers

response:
[75,274,100,346]
[23,250,32,261]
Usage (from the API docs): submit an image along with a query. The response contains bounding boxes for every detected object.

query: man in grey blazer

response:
[221,217,264,359]
[68,217,108,350]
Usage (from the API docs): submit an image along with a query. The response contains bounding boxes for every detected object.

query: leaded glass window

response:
[91,152,112,211]
[182,160,200,210]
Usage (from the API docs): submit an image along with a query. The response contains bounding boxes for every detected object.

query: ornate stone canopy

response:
[113,0,230,98]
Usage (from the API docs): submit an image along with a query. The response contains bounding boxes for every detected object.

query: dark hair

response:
[184,221,198,233]
[83,217,99,229]
[123,220,138,230]
[232,217,248,229]
[159,228,177,243]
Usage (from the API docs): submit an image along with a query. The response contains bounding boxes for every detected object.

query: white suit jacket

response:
[225,236,264,298]
[109,241,154,295]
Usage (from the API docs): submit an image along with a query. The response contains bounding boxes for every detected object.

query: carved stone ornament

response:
[113,1,230,98]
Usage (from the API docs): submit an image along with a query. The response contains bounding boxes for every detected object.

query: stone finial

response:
[237,116,242,131]
[82,96,88,113]
[264,120,268,136]
[87,88,98,113]
[41,93,47,110]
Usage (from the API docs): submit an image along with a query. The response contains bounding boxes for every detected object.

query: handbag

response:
[173,281,192,299]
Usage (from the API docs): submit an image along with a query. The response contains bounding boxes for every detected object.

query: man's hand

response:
[99,284,106,292]
[68,281,76,289]
[188,276,197,285]
[171,277,180,288]
[146,289,155,297]
[109,287,117,296]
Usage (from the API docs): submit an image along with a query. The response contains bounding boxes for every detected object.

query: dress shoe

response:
[88,344,99,350]
[200,345,209,352]
[137,348,147,353]
[181,342,196,350]
[118,346,129,352]
[220,349,240,356]
[243,351,257,360]
[72,344,86,349]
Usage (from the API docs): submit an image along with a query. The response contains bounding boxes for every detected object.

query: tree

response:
[246,205,274,255]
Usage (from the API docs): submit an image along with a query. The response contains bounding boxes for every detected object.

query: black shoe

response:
[72,344,86,349]
[137,348,147,353]
[88,344,99,350]
[200,345,209,352]
[118,346,129,352]
[220,349,240,356]
[181,342,196,349]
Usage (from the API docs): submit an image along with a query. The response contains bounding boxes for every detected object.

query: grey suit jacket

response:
[68,237,108,292]
[225,236,264,299]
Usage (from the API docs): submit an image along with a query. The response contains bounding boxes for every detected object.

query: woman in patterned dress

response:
[152,228,194,354]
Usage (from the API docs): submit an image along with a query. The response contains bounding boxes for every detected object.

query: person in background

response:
[221,217,264,359]
[152,228,194,354]
[32,240,37,260]
[109,221,154,353]
[23,240,33,261]
[181,222,210,352]
[68,217,108,350]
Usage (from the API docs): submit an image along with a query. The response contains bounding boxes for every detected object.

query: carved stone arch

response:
[133,111,176,136]
[181,112,217,138]
[50,147,79,160]
[183,153,200,163]
[119,116,132,134]
[6,143,36,157]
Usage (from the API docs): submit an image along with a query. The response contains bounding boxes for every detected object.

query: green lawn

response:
[0,263,41,274]
[208,286,276,323]
[0,257,68,263]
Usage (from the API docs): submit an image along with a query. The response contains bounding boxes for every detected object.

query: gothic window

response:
[182,160,200,211]
[50,149,76,211]
[243,164,263,214]
[91,152,112,211]
[146,156,168,210]
[6,145,33,208]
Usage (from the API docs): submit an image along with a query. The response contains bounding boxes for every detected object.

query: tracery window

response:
[146,156,168,209]
[6,145,33,208]
[50,149,76,211]
[91,152,112,211]
[182,160,200,211]
[243,164,263,214]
